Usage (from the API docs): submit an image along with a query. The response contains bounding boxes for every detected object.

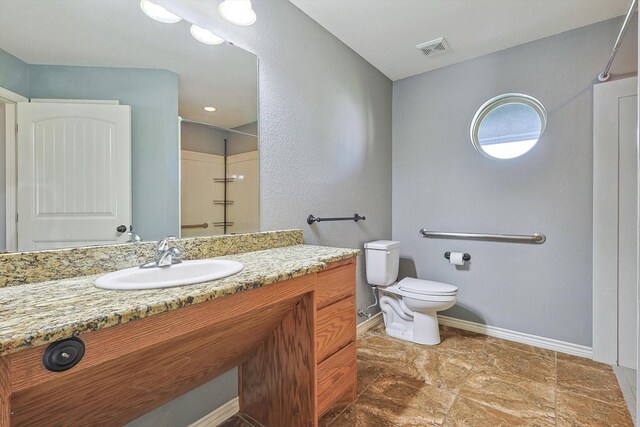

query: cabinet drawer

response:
[316,260,356,309]
[316,296,356,363]
[317,342,356,416]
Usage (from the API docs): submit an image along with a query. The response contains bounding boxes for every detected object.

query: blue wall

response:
[0,56,180,240]
[0,48,29,97]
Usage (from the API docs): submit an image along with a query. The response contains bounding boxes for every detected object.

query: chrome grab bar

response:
[181,223,209,229]
[420,229,546,244]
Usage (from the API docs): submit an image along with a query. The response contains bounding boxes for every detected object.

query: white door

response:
[17,102,131,251]
[593,77,638,368]
[180,150,225,237]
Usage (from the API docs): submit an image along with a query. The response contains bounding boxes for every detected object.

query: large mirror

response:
[0,0,258,252]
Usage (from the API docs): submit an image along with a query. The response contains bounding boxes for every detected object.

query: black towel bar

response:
[307,213,366,224]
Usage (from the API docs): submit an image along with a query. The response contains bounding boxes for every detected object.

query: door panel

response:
[593,77,638,368]
[618,95,637,369]
[17,102,131,251]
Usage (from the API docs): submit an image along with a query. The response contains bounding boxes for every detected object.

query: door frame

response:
[593,76,638,364]
[0,86,28,252]
[178,116,183,238]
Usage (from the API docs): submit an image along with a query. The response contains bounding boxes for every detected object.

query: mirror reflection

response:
[180,121,258,237]
[0,0,258,252]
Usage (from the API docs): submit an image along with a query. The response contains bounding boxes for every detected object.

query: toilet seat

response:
[380,283,456,303]
[398,278,457,296]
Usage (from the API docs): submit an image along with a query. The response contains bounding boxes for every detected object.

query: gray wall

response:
[227,132,257,156]
[129,0,393,425]
[393,17,637,347]
[229,121,258,155]
[233,121,257,135]
[166,0,392,319]
[28,65,180,240]
[181,121,257,156]
[181,121,226,156]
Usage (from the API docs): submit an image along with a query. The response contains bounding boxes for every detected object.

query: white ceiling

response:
[289,0,631,81]
[0,0,257,129]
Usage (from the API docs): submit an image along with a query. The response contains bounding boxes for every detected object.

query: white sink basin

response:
[95,259,244,290]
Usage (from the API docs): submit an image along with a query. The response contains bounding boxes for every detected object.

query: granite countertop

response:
[0,244,360,356]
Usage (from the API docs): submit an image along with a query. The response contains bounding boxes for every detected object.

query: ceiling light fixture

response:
[190,24,225,45]
[204,106,217,112]
[140,0,182,24]
[218,0,257,26]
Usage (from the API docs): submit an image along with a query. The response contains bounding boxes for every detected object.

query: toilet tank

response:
[364,240,400,287]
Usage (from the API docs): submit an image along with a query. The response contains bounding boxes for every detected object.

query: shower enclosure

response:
[180,120,259,236]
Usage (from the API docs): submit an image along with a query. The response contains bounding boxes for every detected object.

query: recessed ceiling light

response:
[218,0,257,26]
[190,25,225,45]
[140,0,182,24]
[204,106,217,112]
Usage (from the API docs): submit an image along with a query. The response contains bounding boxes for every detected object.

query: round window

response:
[470,93,546,159]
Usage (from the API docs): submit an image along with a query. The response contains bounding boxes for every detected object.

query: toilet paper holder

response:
[444,252,471,261]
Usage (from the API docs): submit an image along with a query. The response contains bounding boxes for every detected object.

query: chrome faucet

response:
[140,236,183,269]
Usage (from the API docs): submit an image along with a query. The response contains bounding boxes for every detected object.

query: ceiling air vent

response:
[416,37,449,57]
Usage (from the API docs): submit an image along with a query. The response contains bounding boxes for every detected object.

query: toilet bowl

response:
[365,240,457,345]
[379,279,457,345]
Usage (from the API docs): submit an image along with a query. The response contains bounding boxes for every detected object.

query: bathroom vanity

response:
[0,231,359,426]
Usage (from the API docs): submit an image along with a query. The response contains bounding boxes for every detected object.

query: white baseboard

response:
[189,397,239,427]
[438,315,593,358]
[357,312,384,336]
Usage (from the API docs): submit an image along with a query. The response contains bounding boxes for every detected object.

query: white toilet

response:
[364,240,458,345]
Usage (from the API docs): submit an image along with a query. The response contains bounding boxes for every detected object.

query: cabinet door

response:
[316,296,356,363]
[316,261,356,309]
[317,342,357,416]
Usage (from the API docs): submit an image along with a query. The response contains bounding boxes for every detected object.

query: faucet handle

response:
[168,247,183,263]
[156,235,177,253]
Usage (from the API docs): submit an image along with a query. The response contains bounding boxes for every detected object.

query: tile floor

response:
[221,323,633,426]
[321,324,633,426]
[219,413,262,427]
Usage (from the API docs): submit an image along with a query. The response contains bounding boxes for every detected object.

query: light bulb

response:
[218,0,257,26]
[190,24,225,45]
[140,0,182,24]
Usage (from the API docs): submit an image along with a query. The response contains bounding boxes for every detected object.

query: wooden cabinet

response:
[3,275,318,427]
[315,258,357,416]
[0,256,359,426]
